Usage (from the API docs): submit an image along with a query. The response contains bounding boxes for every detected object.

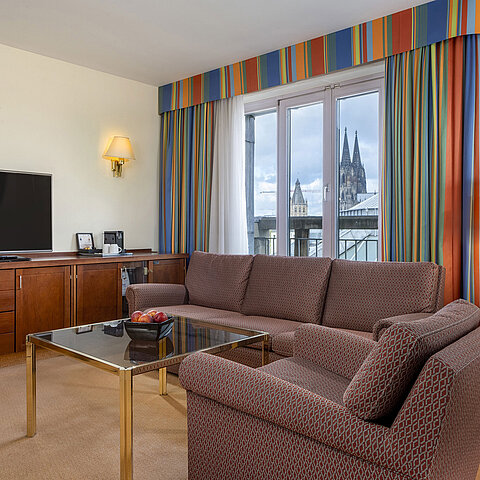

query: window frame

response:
[244,71,384,259]
[278,91,326,256]
[331,79,384,259]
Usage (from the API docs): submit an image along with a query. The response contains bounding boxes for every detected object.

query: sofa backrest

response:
[241,255,332,324]
[322,259,445,332]
[386,325,480,480]
[343,300,480,421]
[185,251,253,312]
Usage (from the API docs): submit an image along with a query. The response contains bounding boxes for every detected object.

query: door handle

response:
[18,275,22,289]
[323,184,330,201]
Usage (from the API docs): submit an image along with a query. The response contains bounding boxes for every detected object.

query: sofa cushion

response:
[372,312,432,341]
[335,328,374,340]
[185,251,253,312]
[322,259,443,332]
[259,357,350,405]
[197,315,300,350]
[241,255,332,323]
[343,299,480,420]
[271,327,374,358]
[160,305,245,321]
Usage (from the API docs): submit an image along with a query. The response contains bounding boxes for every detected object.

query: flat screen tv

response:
[0,170,52,252]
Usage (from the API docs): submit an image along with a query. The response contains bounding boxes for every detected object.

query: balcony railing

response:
[338,239,378,262]
[254,237,277,255]
[253,237,378,261]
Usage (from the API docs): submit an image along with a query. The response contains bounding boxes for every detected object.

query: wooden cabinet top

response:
[0,252,188,270]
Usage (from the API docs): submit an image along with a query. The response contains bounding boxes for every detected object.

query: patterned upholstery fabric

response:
[259,357,350,405]
[295,324,377,379]
[181,320,480,479]
[335,328,374,340]
[322,259,445,332]
[158,305,244,321]
[241,255,332,323]
[186,393,404,480]
[380,326,480,480]
[272,327,374,358]
[185,251,253,312]
[125,283,187,316]
[406,327,480,479]
[179,352,389,462]
[181,301,480,479]
[435,266,446,311]
[272,331,295,357]
[344,299,480,420]
[372,312,432,341]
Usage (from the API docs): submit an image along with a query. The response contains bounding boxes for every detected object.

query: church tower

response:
[339,128,367,210]
[352,130,367,195]
[290,178,308,216]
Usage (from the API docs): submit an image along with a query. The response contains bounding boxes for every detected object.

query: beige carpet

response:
[0,351,187,479]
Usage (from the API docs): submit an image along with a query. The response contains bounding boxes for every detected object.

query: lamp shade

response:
[103,136,135,161]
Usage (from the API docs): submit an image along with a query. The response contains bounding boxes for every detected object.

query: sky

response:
[252,91,379,217]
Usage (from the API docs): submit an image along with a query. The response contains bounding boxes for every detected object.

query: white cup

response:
[102,243,111,255]
[110,244,121,254]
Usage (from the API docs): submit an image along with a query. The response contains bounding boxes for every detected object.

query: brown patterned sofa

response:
[179,299,480,479]
[126,251,446,367]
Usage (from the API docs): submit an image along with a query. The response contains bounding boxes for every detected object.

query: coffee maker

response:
[103,231,124,253]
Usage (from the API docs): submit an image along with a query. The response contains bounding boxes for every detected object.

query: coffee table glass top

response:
[27,316,266,373]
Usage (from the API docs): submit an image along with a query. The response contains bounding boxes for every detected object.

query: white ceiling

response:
[0,0,425,86]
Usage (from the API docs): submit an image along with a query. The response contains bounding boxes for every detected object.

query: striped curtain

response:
[159,102,214,254]
[383,34,480,305]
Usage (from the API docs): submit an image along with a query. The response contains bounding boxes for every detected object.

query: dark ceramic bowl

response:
[125,337,175,363]
[124,317,174,342]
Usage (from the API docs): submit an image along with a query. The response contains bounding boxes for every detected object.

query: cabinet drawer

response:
[0,290,14,312]
[0,312,14,334]
[0,270,14,291]
[0,332,14,354]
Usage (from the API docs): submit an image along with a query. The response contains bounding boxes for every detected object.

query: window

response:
[245,110,277,254]
[285,96,323,257]
[245,75,383,260]
[336,90,380,261]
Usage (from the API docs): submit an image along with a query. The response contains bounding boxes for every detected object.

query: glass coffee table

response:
[25,316,269,480]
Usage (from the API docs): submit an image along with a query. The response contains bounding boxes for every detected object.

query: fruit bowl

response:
[124,316,174,342]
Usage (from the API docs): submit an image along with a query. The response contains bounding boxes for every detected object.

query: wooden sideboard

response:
[0,252,188,354]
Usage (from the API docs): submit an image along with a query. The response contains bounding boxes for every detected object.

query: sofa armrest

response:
[435,265,446,311]
[372,313,432,341]
[179,352,388,465]
[125,283,187,315]
[294,324,376,379]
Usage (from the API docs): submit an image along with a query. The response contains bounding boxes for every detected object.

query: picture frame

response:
[76,232,94,251]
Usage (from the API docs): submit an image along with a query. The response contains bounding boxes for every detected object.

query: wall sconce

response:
[102,136,135,177]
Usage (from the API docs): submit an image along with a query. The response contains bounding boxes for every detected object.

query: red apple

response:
[131,311,143,322]
[146,309,158,318]
[138,314,152,323]
[153,312,168,323]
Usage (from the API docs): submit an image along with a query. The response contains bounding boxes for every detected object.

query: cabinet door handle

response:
[19,275,22,289]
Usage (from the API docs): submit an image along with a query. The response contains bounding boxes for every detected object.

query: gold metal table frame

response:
[25,320,269,480]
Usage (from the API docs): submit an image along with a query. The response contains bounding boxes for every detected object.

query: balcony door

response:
[245,75,383,260]
[278,92,329,257]
[335,86,381,261]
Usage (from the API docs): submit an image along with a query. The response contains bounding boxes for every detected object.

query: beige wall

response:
[0,44,159,252]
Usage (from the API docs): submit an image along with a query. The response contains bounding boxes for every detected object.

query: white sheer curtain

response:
[209,96,248,254]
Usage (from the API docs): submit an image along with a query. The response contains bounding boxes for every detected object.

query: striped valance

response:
[158,0,480,113]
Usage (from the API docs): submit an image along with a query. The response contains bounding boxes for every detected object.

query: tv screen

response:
[0,171,52,252]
